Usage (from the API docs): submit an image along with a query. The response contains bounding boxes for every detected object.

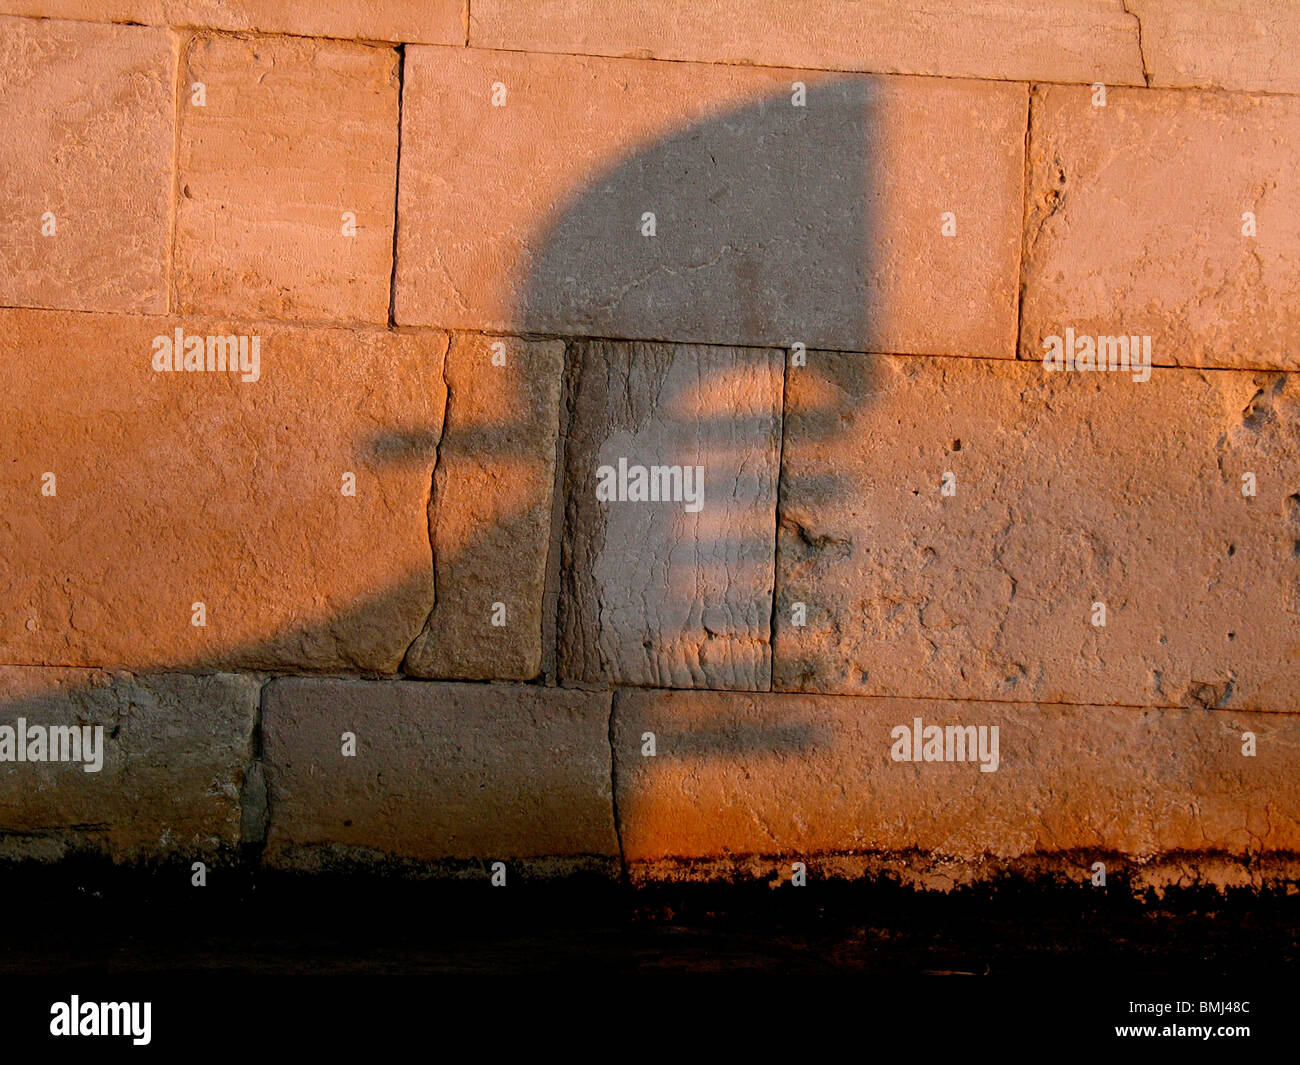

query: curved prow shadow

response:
[516,79,882,692]
[0,76,888,869]
[519,78,878,350]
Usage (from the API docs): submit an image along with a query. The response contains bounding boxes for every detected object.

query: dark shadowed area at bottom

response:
[0,862,1293,978]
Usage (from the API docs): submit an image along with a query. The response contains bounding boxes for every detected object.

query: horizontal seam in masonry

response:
[605,689,1300,715]
[4,15,429,52]
[447,336,1294,378]
[448,41,1300,99]
[0,303,413,334]
[3,14,1297,99]
[2,305,1293,377]
[3,661,1292,716]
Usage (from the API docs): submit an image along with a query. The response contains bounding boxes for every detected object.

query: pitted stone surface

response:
[0,17,173,314]
[614,688,1300,863]
[1130,0,1300,94]
[175,33,399,323]
[775,351,1300,711]
[1021,85,1300,372]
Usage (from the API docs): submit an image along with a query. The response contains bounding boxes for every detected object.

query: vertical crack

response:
[1014,83,1035,362]
[1121,0,1152,86]
[387,43,406,328]
[165,30,190,315]
[607,690,628,884]
[540,340,576,684]
[391,41,443,674]
[767,346,789,693]
[238,676,270,859]
[401,338,452,671]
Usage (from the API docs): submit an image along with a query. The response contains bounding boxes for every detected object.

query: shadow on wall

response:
[518,79,880,691]
[517,78,877,347]
[0,78,884,856]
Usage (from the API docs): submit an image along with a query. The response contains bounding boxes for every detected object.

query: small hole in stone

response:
[343,819,353,827]
[1227,632,1236,641]
[952,439,962,452]
[1228,544,1236,556]
[1293,540,1300,557]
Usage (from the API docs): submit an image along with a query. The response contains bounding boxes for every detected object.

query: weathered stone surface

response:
[0,17,173,314]
[403,335,566,681]
[614,689,1300,864]
[625,850,1300,893]
[262,678,618,868]
[0,667,259,861]
[1131,0,1300,94]
[1021,85,1300,372]
[396,47,1025,358]
[0,309,446,672]
[774,352,1300,711]
[0,2,464,44]
[560,341,782,690]
[175,33,399,323]
[471,0,1144,86]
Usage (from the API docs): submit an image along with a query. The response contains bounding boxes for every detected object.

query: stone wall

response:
[1,2,1297,890]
